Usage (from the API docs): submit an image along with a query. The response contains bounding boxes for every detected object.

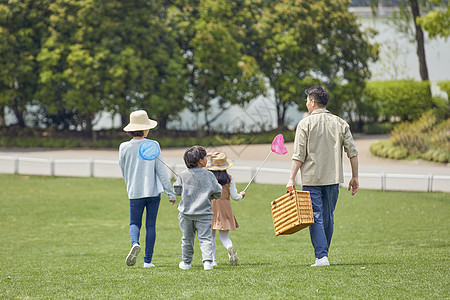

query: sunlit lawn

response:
[0,174,448,299]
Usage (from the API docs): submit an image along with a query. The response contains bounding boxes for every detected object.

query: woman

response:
[119,110,176,268]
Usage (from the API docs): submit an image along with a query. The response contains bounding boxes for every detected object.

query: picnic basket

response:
[271,190,314,236]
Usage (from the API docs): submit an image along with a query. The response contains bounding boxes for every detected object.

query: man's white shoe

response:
[179,261,191,270]
[203,261,213,270]
[311,256,330,267]
[227,246,238,266]
[125,244,141,266]
[144,262,155,268]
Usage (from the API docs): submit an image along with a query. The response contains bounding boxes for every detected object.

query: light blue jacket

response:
[119,139,176,200]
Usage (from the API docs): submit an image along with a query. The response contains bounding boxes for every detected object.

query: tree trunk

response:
[409,0,429,81]
[0,105,5,127]
[12,97,25,128]
[275,98,288,129]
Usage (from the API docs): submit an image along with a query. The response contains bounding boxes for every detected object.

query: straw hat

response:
[206,153,233,171]
[123,110,158,132]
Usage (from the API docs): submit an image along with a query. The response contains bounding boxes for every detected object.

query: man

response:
[286,86,359,267]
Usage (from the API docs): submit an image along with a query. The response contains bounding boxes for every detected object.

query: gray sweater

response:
[119,139,176,200]
[173,168,222,216]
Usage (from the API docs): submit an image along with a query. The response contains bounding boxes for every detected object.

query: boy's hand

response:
[240,191,245,198]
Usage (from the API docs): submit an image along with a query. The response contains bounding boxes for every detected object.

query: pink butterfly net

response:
[271,134,288,155]
[244,134,288,191]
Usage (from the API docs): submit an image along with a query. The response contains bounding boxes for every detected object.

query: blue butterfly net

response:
[138,140,161,161]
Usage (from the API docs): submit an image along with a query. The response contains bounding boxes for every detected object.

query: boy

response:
[173,146,222,270]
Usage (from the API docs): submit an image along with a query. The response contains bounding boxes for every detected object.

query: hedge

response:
[362,80,433,122]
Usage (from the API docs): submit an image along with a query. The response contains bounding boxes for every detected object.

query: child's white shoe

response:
[143,262,155,268]
[212,260,218,267]
[227,246,238,266]
[179,261,191,270]
[125,243,141,266]
[203,260,213,270]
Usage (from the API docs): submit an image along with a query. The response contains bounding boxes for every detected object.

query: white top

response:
[229,176,243,201]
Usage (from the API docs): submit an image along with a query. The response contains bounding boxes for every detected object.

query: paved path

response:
[1,135,449,192]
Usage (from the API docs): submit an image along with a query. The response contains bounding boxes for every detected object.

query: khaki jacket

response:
[292,109,358,186]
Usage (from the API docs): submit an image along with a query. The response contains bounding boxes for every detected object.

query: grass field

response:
[0,174,449,299]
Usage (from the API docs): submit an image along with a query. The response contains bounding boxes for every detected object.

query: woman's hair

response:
[210,170,231,186]
[127,130,144,137]
[183,146,207,169]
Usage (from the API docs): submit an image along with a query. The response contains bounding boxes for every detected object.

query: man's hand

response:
[286,179,295,192]
[348,178,359,195]
[169,199,176,205]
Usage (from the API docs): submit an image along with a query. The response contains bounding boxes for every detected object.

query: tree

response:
[370,0,446,83]
[416,0,450,39]
[165,0,266,132]
[38,0,188,137]
[0,0,51,128]
[250,0,378,127]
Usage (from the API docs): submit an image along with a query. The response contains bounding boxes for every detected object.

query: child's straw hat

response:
[206,153,233,170]
[123,110,157,132]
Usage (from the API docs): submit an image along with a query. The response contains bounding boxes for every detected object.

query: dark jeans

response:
[129,195,161,263]
[302,184,339,258]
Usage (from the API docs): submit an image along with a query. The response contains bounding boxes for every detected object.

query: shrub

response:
[363,80,432,122]
[391,110,436,154]
[371,110,449,163]
[438,81,450,96]
[363,122,394,134]
[370,139,409,159]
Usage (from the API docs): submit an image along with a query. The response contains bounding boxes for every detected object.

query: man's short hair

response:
[305,86,329,107]
[183,146,207,169]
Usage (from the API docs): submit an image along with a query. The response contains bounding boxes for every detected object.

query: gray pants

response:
[178,213,213,264]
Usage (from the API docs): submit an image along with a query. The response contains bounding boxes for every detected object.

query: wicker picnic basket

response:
[271,190,314,236]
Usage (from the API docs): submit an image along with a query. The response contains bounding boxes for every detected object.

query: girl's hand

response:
[240,191,246,198]
[206,152,220,158]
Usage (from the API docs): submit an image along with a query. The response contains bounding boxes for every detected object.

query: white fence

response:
[1,155,449,193]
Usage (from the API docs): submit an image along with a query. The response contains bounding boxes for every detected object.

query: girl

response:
[206,153,245,266]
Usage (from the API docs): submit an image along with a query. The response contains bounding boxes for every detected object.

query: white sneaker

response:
[203,260,213,270]
[144,262,155,268]
[227,246,238,266]
[179,261,191,270]
[311,256,330,267]
[125,244,141,266]
[212,260,218,267]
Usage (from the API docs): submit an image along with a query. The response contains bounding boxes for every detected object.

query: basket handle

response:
[286,186,296,199]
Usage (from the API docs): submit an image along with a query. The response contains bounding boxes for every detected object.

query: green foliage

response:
[370,139,409,159]
[250,0,378,125]
[0,0,51,127]
[0,130,296,149]
[370,110,449,163]
[362,122,394,134]
[362,80,433,121]
[37,0,189,134]
[416,0,450,39]
[0,175,449,298]
[438,80,450,95]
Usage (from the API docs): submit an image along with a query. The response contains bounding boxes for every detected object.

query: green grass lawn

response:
[0,174,448,299]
